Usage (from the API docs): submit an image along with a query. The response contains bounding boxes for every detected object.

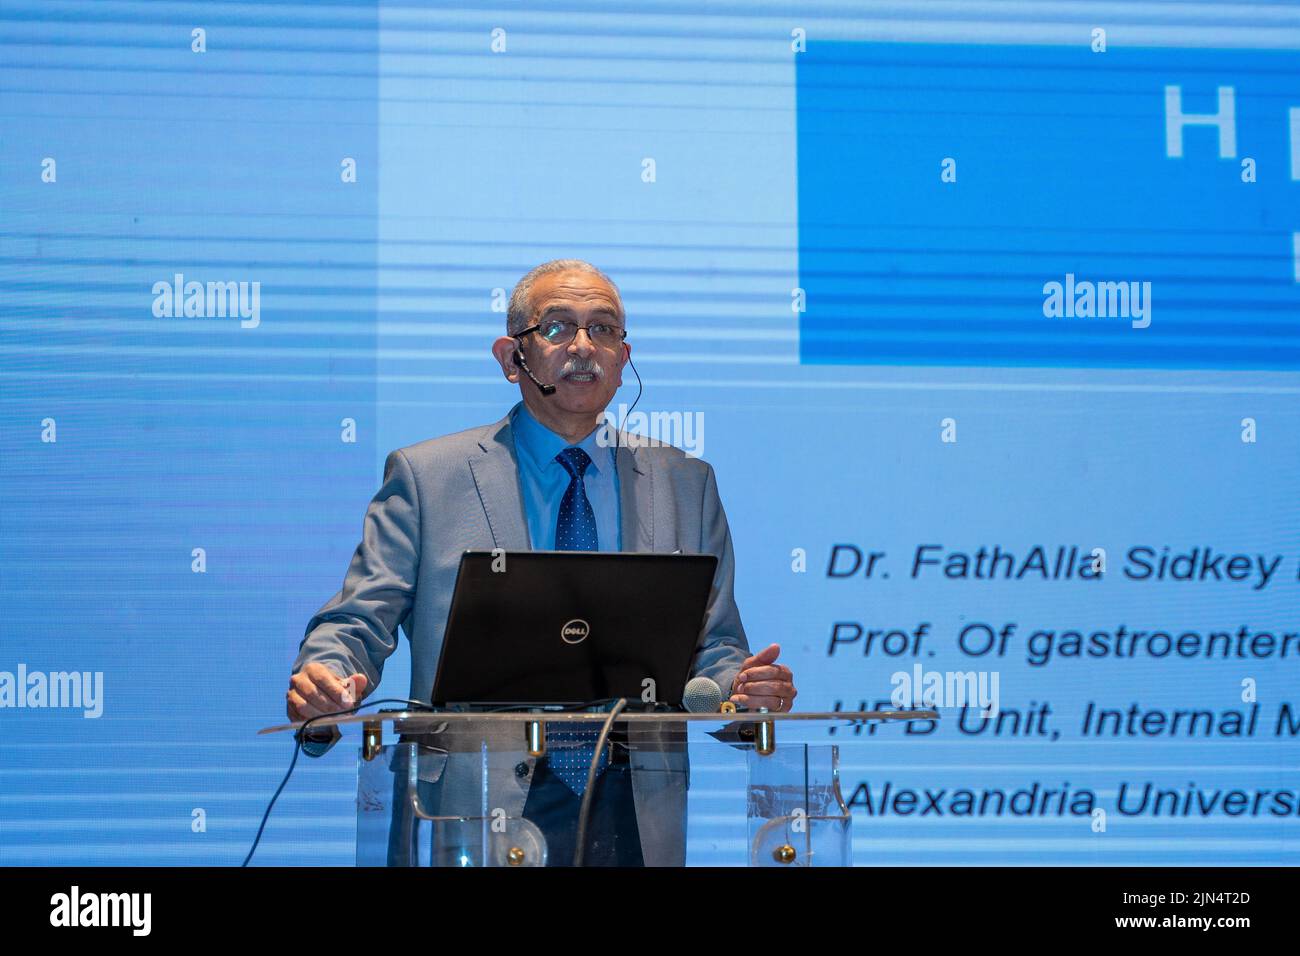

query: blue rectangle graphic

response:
[796,43,1300,368]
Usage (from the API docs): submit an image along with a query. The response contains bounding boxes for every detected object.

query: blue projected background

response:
[2,1,1298,866]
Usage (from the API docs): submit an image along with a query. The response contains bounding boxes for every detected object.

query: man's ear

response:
[491,336,520,382]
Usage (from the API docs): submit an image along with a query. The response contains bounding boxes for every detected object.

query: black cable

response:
[241,697,434,867]
[613,354,644,452]
[572,697,628,867]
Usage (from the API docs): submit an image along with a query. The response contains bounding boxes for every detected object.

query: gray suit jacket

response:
[293,403,751,865]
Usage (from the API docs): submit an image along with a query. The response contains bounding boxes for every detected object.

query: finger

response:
[742,643,779,667]
[740,643,781,670]
[745,691,793,709]
[286,688,315,721]
[291,672,339,715]
[729,693,786,711]
[734,680,794,698]
[304,664,349,708]
[348,673,369,698]
[290,672,334,714]
[735,664,791,685]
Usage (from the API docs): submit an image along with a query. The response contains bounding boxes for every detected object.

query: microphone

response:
[513,347,556,396]
[682,676,724,713]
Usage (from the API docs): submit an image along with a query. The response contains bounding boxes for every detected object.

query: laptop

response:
[429,550,718,709]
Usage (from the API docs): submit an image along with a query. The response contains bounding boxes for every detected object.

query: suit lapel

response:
[616,433,654,553]
[468,414,531,550]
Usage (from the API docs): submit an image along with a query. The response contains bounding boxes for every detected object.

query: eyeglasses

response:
[517,319,627,348]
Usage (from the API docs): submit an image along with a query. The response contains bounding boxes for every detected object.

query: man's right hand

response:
[287,663,370,723]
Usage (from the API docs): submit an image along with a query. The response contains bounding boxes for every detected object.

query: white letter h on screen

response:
[1165,85,1236,158]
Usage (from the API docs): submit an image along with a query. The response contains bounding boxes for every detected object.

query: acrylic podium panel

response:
[305,711,931,867]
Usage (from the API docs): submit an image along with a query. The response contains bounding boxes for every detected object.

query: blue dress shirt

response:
[510,401,621,552]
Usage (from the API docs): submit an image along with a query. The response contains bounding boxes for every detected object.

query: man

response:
[288,259,797,865]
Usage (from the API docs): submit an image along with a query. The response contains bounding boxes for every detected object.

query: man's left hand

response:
[729,643,797,713]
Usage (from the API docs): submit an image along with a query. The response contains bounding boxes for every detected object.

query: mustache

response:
[560,357,605,379]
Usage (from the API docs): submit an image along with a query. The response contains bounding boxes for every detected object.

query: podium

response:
[261,709,936,867]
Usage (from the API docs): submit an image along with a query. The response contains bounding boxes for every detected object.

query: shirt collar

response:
[510,400,614,475]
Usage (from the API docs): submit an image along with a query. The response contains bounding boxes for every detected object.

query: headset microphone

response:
[512,346,556,396]
[510,340,645,453]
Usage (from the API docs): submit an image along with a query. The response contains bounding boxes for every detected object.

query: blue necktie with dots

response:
[548,446,607,793]
[555,447,598,552]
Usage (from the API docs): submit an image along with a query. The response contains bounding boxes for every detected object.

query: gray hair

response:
[506,259,625,336]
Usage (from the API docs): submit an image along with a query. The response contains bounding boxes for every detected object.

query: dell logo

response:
[561,619,590,644]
